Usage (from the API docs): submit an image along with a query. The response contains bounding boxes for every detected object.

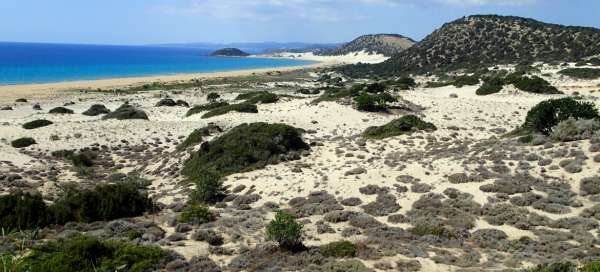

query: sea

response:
[0,42,316,85]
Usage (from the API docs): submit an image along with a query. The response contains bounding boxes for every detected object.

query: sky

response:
[0,0,599,45]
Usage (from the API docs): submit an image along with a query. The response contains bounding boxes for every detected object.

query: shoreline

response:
[0,59,333,102]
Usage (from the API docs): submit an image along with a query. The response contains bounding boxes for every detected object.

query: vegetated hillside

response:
[210,48,250,57]
[337,15,600,77]
[318,34,415,57]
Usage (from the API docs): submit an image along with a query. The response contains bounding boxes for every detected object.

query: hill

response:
[318,34,415,57]
[210,48,250,57]
[337,15,600,77]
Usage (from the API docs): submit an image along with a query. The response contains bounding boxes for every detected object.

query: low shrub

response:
[266,211,304,250]
[452,75,480,88]
[18,235,169,272]
[363,115,437,139]
[177,130,206,151]
[509,75,562,94]
[48,107,74,114]
[410,224,454,238]
[559,68,600,80]
[22,119,53,129]
[188,171,227,204]
[50,182,154,224]
[201,103,258,119]
[524,262,576,272]
[0,191,49,230]
[236,91,279,104]
[185,102,229,117]
[320,241,357,258]
[82,104,110,116]
[313,87,360,103]
[522,97,599,135]
[551,118,600,142]
[102,104,148,120]
[11,137,36,148]
[155,98,177,107]
[182,123,309,179]
[364,82,386,93]
[396,77,416,90]
[52,150,97,167]
[354,92,396,112]
[179,205,215,225]
[207,92,220,102]
[476,77,504,95]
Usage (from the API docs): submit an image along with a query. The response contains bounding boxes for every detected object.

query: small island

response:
[209,48,250,57]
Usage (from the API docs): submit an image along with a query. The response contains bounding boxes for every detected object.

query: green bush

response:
[48,107,74,114]
[22,119,53,130]
[182,123,309,179]
[207,92,220,102]
[363,115,437,139]
[236,91,279,104]
[476,77,504,95]
[523,97,599,135]
[82,104,110,116]
[185,102,229,117]
[509,75,562,94]
[18,236,169,272]
[201,103,258,119]
[313,87,360,103]
[102,104,148,120]
[179,205,215,225]
[364,82,386,93]
[559,68,600,80]
[188,171,227,204]
[396,77,416,89]
[11,137,36,148]
[50,182,154,224]
[524,262,577,272]
[320,241,357,258]
[452,75,480,88]
[354,92,396,112]
[177,125,223,151]
[0,191,49,230]
[410,224,454,238]
[266,211,304,250]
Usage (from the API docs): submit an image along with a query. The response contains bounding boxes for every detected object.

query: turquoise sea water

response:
[0,42,316,85]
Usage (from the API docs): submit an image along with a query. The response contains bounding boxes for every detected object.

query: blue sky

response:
[1,0,598,45]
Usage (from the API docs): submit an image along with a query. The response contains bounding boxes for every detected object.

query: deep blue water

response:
[0,42,316,85]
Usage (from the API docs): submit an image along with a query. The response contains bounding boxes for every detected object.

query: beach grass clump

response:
[410,224,454,238]
[179,205,215,225]
[82,104,110,116]
[201,103,257,119]
[22,119,53,129]
[476,77,505,95]
[18,235,169,272]
[522,97,599,135]
[182,122,309,179]
[235,91,279,104]
[266,211,304,250]
[0,191,49,230]
[551,118,600,142]
[11,137,37,148]
[102,104,148,120]
[363,115,437,139]
[48,107,74,114]
[354,92,397,112]
[559,68,600,80]
[185,102,229,117]
[319,241,357,258]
